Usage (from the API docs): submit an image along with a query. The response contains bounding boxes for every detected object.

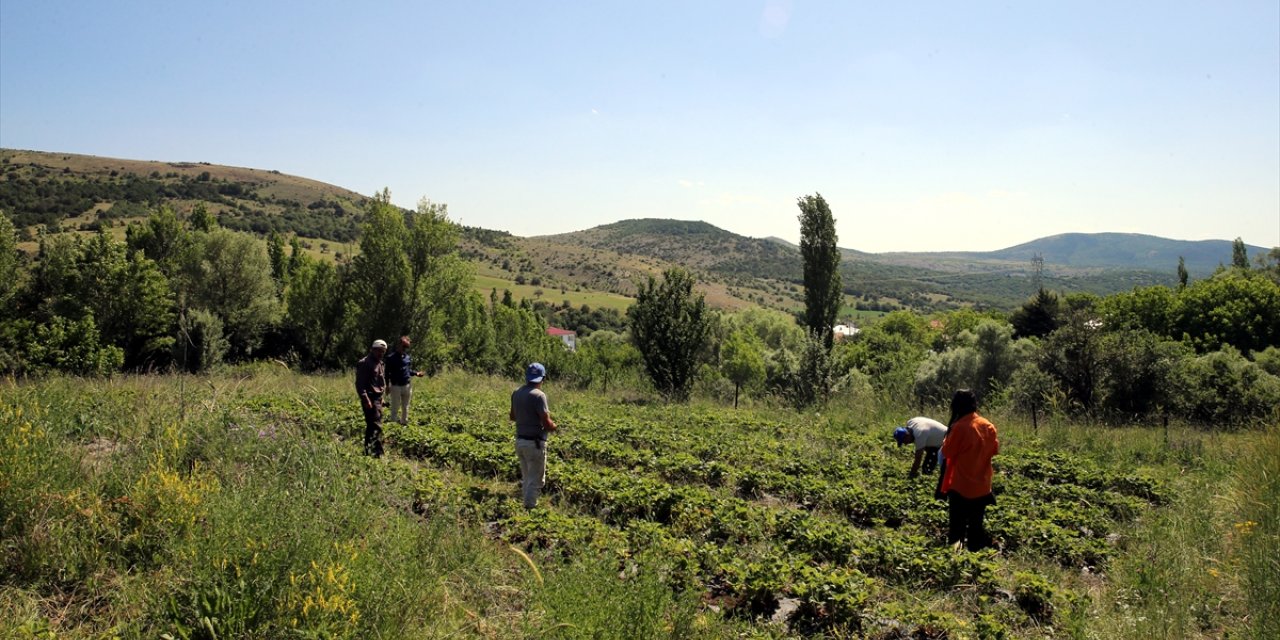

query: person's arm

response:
[537,392,557,432]
[355,363,372,409]
[909,449,924,478]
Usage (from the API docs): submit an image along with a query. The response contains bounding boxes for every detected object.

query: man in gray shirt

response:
[894,416,948,478]
[510,362,558,509]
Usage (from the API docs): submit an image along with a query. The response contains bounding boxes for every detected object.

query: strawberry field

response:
[249,376,1171,637]
[3,369,1274,639]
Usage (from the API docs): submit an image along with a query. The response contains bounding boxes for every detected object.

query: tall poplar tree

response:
[797,193,842,347]
[1232,237,1250,269]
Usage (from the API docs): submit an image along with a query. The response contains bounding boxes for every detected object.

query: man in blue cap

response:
[510,362,558,509]
[894,416,947,478]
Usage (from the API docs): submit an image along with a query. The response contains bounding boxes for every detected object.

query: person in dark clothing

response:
[355,339,388,457]
[385,336,425,425]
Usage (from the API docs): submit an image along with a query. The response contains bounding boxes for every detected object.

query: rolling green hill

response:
[4,148,1265,314]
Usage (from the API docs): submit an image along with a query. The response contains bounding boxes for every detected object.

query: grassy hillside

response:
[541,218,1183,312]
[3,369,1275,638]
[3,149,1248,314]
[0,148,367,242]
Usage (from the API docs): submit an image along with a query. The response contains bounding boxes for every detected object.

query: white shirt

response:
[907,417,947,450]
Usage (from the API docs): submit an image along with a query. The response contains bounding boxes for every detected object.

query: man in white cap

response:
[355,339,388,457]
[510,362,557,509]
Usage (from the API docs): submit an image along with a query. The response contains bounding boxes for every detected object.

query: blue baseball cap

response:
[526,362,546,383]
[893,426,909,446]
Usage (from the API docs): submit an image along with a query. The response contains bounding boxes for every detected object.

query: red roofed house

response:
[547,326,577,352]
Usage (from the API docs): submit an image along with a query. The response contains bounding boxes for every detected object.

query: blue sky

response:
[2,1,1277,252]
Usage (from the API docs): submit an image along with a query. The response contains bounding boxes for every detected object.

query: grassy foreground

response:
[1,368,1275,639]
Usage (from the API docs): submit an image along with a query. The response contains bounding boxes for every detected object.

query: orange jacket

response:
[940,412,999,499]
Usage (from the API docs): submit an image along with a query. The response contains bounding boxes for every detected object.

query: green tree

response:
[403,198,472,371]
[721,328,765,408]
[787,331,836,409]
[1040,311,1105,410]
[182,229,281,357]
[23,231,174,368]
[28,314,124,375]
[797,193,842,347]
[1169,347,1280,426]
[126,206,189,276]
[267,232,288,286]
[1172,270,1280,354]
[1177,256,1189,289]
[0,213,18,310]
[628,268,711,401]
[174,308,229,373]
[835,311,931,402]
[580,330,641,393]
[288,236,305,276]
[350,192,411,346]
[1097,285,1176,335]
[1096,329,1190,418]
[286,256,359,368]
[1010,288,1061,339]
[1232,237,1250,269]
[913,320,1017,406]
[189,202,217,232]
[1006,361,1057,419]
[1259,247,1280,284]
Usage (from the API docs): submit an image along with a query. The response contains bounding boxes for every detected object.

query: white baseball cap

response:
[372,339,388,350]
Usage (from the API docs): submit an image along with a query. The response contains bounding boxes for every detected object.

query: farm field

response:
[472,273,635,313]
[2,369,1276,639]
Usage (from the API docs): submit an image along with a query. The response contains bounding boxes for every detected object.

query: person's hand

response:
[415,371,425,377]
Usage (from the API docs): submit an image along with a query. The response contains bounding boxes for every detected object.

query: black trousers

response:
[362,398,383,458]
[947,491,995,551]
[920,447,940,474]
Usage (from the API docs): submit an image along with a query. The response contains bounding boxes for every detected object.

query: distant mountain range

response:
[879,232,1266,275]
[3,148,1272,312]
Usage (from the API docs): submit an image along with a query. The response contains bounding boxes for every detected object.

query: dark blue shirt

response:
[385,350,416,386]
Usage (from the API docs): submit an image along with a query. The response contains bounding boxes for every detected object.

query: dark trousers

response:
[947,491,995,551]
[921,447,940,474]
[362,398,383,458]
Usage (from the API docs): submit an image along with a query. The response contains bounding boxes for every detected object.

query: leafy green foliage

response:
[1010,288,1061,339]
[1232,237,1250,269]
[628,268,711,401]
[721,329,765,408]
[0,213,19,309]
[1171,270,1280,354]
[180,229,281,358]
[797,193,841,345]
[1167,348,1280,426]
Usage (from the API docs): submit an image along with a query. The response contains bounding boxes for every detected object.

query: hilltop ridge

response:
[3,148,1270,312]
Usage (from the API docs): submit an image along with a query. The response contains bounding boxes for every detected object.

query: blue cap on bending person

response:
[526,362,546,384]
[893,426,909,446]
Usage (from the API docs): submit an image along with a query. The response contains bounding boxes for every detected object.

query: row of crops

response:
[250,392,1165,637]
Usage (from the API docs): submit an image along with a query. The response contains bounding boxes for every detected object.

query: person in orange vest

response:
[938,389,999,551]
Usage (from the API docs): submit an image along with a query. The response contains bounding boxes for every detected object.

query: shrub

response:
[1168,347,1280,426]
[1013,571,1057,622]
